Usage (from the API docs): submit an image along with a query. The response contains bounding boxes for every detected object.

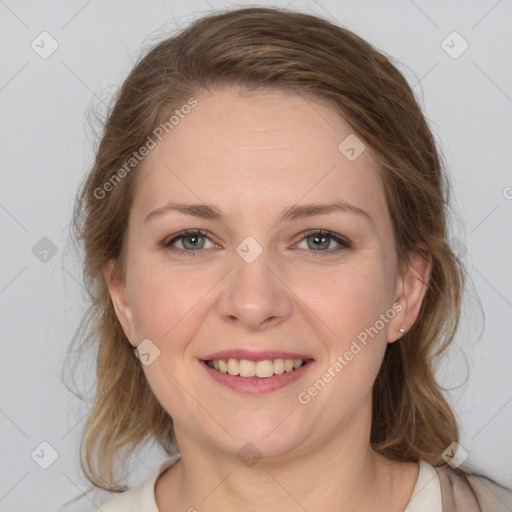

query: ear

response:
[103,259,136,347]
[388,248,432,344]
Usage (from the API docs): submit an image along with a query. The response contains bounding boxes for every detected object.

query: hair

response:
[63,5,504,508]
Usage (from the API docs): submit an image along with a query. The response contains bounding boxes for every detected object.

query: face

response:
[105,87,430,461]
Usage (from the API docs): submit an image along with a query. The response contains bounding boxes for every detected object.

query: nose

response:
[216,247,294,331]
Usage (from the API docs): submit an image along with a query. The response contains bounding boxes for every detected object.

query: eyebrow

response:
[144,200,372,225]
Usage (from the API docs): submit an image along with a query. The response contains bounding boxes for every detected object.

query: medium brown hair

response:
[64,5,491,506]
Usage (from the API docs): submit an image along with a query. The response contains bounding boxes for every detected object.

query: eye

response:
[162,229,217,256]
[161,228,351,257]
[295,229,351,254]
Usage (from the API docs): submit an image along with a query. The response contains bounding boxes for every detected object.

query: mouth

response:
[202,357,311,378]
[199,356,314,394]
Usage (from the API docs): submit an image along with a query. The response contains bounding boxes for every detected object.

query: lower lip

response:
[200,360,314,394]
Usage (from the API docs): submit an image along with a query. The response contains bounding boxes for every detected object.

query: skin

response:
[105,86,432,512]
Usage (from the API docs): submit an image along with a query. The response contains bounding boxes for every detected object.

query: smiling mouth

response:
[203,358,310,378]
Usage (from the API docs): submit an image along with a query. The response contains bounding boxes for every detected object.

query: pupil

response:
[184,235,204,250]
[309,234,328,250]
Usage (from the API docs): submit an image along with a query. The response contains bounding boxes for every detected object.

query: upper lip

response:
[201,349,314,362]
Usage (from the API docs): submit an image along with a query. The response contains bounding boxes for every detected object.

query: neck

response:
[155,408,416,512]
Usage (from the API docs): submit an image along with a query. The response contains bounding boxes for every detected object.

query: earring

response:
[399,328,405,334]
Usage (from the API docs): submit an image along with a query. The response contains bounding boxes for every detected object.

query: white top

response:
[96,456,442,512]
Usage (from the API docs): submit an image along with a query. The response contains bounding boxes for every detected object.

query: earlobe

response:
[388,249,432,343]
[103,260,136,346]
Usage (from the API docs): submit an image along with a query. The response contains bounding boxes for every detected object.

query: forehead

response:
[131,87,386,225]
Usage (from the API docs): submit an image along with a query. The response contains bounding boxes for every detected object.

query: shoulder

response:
[435,465,512,512]
[95,455,181,512]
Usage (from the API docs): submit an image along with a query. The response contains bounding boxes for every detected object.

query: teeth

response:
[227,358,239,376]
[207,358,306,378]
[255,360,274,378]
[273,358,284,375]
[239,359,255,377]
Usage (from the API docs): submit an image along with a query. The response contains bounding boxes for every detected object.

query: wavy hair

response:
[63,5,497,507]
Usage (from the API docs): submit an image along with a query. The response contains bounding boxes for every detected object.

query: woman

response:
[66,6,512,511]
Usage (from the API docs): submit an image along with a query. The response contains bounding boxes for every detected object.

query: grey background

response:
[1,0,511,510]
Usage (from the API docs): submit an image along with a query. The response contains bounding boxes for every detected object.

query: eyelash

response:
[161,229,351,257]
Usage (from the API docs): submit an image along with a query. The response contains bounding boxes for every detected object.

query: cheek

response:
[298,260,393,346]
[294,263,393,414]
[296,258,395,396]
[127,260,217,420]
[126,256,218,345]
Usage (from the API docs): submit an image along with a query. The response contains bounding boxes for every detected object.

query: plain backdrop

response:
[1,0,511,510]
